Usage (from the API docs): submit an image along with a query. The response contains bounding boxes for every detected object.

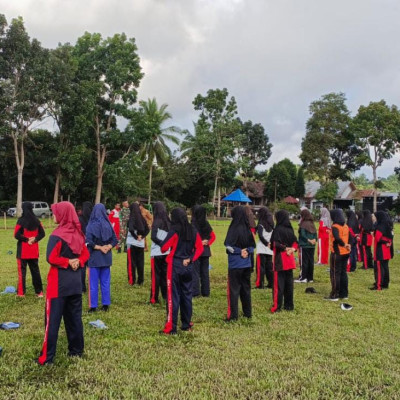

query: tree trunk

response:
[373,165,377,213]
[148,163,153,205]
[95,173,103,204]
[12,135,24,217]
[217,186,221,218]
[16,168,23,218]
[53,169,61,204]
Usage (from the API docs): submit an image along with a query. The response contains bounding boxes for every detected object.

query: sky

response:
[2,0,400,179]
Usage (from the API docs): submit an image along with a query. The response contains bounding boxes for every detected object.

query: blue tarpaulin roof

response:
[222,189,252,203]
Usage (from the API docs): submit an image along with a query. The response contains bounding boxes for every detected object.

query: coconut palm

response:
[137,98,181,204]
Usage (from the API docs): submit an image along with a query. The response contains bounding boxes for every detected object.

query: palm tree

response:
[138,98,181,204]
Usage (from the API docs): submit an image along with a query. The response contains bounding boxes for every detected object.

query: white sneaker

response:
[294,279,307,283]
[308,280,314,283]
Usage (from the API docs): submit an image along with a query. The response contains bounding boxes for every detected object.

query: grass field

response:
[1,221,400,399]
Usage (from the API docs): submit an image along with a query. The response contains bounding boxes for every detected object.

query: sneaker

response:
[324,296,339,301]
[101,305,109,312]
[294,279,307,283]
[36,292,44,298]
[159,330,177,335]
[340,297,349,300]
[308,280,314,283]
[88,307,97,313]
[16,294,25,298]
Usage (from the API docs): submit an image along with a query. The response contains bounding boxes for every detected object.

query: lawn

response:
[1,221,400,399]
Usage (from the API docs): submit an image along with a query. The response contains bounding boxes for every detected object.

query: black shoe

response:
[68,352,83,358]
[284,307,294,311]
[324,296,339,301]
[224,317,238,323]
[369,286,380,291]
[88,307,97,313]
[101,305,109,312]
[159,330,177,335]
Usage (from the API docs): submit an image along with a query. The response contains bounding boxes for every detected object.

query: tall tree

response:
[295,167,305,198]
[130,98,181,204]
[192,88,240,216]
[0,15,50,216]
[265,158,297,202]
[73,32,143,203]
[300,92,362,182]
[236,120,272,194]
[353,100,400,211]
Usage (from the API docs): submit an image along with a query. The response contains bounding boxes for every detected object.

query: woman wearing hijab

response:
[346,210,359,272]
[270,210,298,313]
[160,208,203,334]
[295,209,317,283]
[356,211,363,262]
[78,201,93,292]
[37,202,89,365]
[191,205,216,297]
[85,203,118,312]
[126,203,150,286]
[325,209,350,301]
[255,207,274,289]
[14,202,46,297]
[361,210,374,269]
[371,211,393,290]
[149,201,171,304]
[224,206,256,321]
[317,207,331,265]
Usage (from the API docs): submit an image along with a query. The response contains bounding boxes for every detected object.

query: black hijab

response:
[361,210,374,231]
[128,203,149,236]
[18,202,41,231]
[245,205,256,229]
[299,209,316,234]
[224,206,256,248]
[271,210,297,246]
[191,205,212,239]
[346,210,359,233]
[171,208,195,241]
[375,211,393,238]
[257,207,274,233]
[153,201,171,232]
[330,209,345,226]
[79,201,93,234]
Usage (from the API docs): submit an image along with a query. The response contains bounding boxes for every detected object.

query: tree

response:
[315,182,338,207]
[295,167,305,198]
[300,92,362,183]
[0,15,50,216]
[353,100,400,211]
[192,88,240,216]
[265,158,297,202]
[131,98,181,204]
[236,120,272,194]
[352,173,372,189]
[73,32,143,203]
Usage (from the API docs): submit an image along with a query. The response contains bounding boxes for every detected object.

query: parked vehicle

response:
[7,202,51,218]
[7,207,16,217]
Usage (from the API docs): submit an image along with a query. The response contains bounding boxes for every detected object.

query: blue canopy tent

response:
[222,189,252,203]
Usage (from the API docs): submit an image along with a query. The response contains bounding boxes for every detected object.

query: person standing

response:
[255,207,274,289]
[270,210,298,313]
[295,209,317,283]
[317,207,331,265]
[346,210,359,272]
[370,211,393,290]
[119,201,130,253]
[14,202,45,298]
[126,203,150,286]
[160,208,203,334]
[149,201,171,304]
[356,211,363,262]
[139,202,153,252]
[361,210,374,269]
[37,202,89,365]
[85,204,118,312]
[191,205,216,297]
[225,206,255,321]
[325,209,350,301]
[78,201,93,292]
[108,203,121,251]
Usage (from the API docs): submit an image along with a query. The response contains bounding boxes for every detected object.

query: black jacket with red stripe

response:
[45,235,90,299]
[14,222,45,259]
[374,230,393,261]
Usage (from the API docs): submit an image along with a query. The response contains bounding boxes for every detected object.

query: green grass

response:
[1,223,400,399]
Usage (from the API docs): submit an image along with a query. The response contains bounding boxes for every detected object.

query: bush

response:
[0,200,16,214]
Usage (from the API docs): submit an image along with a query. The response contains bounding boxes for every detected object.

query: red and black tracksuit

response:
[270,242,298,313]
[160,231,203,334]
[373,230,392,290]
[192,231,216,297]
[329,224,350,299]
[38,235,89,365]
[361,229,373,269]
[14,222,45,296]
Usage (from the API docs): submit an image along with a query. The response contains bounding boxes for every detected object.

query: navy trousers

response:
[192,256,210,297]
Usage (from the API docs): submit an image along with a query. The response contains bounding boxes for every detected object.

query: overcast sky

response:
[2,0,400,178]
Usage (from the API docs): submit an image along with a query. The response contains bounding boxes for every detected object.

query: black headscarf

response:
[79,201,93,234]
[153,201,171,232]
[245,205,256,229]
[271,210,297,246]
[330,209,345,226]
[171,208,195,241]
[257,207,274,233]
[346,210,359,233]
[375,211,393,238]
[129,203,149,236]
[361,210,374,231]
[299,209,316,234]
[191,205,212,239]
[18,202,41,231]
[224,206,256,248]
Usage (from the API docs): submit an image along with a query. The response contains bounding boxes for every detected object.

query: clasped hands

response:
[68,259,80,271]
[95,244,113,254]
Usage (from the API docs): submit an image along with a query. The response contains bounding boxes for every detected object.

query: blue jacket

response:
[226,245,254,269]
[86,231,118,268]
